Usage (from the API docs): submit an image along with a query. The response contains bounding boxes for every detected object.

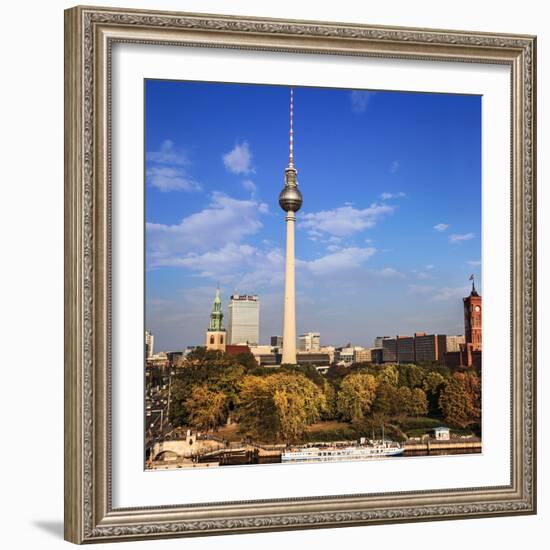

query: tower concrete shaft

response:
[282,211,297,364]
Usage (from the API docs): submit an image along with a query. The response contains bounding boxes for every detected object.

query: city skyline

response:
[145,81,481,352]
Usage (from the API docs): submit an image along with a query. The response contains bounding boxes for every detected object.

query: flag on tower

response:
[469,274,475,281]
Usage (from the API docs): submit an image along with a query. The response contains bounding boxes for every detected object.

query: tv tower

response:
[278,89,303,364]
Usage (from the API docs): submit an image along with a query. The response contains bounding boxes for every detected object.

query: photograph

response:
[144,81,483,470]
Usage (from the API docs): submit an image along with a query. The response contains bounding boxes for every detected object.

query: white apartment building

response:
[298,332,320,352]
[227,294,260,345]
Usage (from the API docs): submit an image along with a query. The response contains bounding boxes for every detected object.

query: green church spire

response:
[208,287,224,331]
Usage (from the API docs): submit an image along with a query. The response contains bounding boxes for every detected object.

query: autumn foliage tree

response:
[184,384,227,431]
[439,371,481,428]
[236,372,325,443]
[336,373,378,422]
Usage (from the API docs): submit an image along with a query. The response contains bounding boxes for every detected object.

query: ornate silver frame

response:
[64,5,537,544]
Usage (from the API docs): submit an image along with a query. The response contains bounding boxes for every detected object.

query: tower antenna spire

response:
[289,88,294,167]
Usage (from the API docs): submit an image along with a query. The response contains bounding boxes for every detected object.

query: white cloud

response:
[165,243,259,280]
[467,260,482,266]
[380,191,406,200]
[146,140,201,192]
[408,284,469,301]
[146,192,266,266]
[242,179,257,194]
[350,90,375,113]
[408,284,436,295]
[223,142,254,174]
[430,286,470,302]
[299,203,394,237]
[147,166,201,192]
[425,264,434,270]
[449,232,475,244]
[326,244,340,252]
[303,247,376,276]
[376,267,403,278]
[147,139,189,166]
[433,223,450,232]
[390,160,400,173]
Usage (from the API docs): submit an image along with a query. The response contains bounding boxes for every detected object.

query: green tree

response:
[422,371,446,415]
[397,364,426,388]
[336,373,378,422]
[372,382,401,418]
[233,351,258,370]
[184,384,227,431]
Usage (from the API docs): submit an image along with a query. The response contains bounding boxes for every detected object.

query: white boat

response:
[281,439,404,463]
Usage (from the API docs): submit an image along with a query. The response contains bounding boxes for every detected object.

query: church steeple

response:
[209,287,224,331]
[206,287,226,351]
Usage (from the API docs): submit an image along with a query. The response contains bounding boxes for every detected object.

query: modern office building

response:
[374,336,391,348]
[270,336,283,348]
[145,330,154,358]
[397,335,415,363]
[354,348,373,363]
[296,352,331,366]
[370,348,384,364]
[227,294,260,345]
[414,333,447,363]
[382,338,398,362]
[298,332,320,352]
[380,333,446,363]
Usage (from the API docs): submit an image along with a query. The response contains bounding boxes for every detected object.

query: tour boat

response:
[281,439,404,463]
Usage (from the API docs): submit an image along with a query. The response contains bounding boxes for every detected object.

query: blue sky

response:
[145,80,481,352]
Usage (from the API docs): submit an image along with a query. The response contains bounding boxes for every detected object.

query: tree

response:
[408,387,429,416]
[336,373,378,422]
[184,384,227,431]
[422,371,446,415]
[169,359,245,427]
[371,382,401,418]
[236,372,325,443]
[439,371,481,428]
[398,364,425,389]
[377,364,399,386]
[233,351,258,370]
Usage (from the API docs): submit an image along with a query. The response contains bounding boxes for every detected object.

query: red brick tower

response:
[463,275,482,351]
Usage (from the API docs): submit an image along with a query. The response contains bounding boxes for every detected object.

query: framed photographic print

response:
[64,5,537,544]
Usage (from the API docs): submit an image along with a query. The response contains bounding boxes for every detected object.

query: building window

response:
[210,336,214,345]
[220,335,224,344]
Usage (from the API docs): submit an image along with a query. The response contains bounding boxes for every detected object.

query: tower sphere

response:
[279,183,303,212]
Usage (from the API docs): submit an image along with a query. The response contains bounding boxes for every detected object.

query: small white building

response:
[434,427,451,440]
